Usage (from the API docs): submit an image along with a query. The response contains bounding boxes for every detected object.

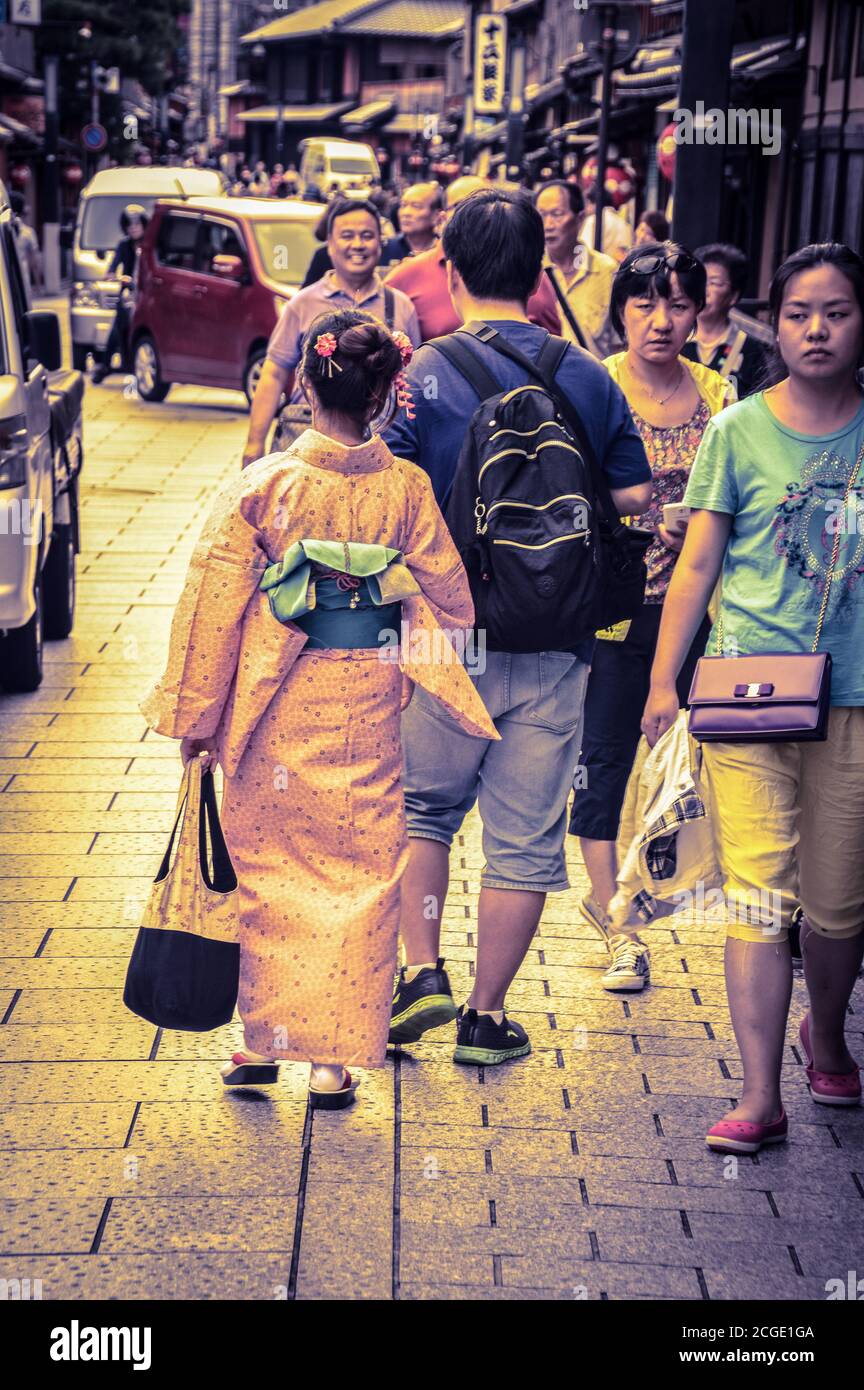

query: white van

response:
[298,139,380,199]
[67,166,225,371]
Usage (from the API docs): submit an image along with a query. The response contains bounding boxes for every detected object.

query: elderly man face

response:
[398,182,442,239]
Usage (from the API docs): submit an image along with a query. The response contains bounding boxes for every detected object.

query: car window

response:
[156,213,199,270]
[250,219,320,287]
[198,220,248,275]
[79,195,158,252]
[3,223,30,368]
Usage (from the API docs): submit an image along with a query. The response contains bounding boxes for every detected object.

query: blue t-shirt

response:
[684,392,864,705]
[383,320,650,504]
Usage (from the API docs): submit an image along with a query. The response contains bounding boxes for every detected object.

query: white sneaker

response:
[579,895,613,951]
[602,934,650,992]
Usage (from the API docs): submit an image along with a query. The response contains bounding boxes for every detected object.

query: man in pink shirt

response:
[385,176,561,341]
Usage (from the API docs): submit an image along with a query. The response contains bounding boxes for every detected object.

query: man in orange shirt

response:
[385,175,561,340]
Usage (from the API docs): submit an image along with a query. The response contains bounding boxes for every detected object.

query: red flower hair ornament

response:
[313,331,343,377]
[391,330,416,419]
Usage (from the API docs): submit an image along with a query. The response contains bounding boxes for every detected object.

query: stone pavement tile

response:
[500,1257,704,1299]
[1,1143,304,1199]
[783,1234,864,1280]
[28,741,172,760]
[0,834,95,855]
[2,854,156,878]
[99,1196,299,1252]
[685,1209,864,1249]
[0,1253,296,1300]
[130,1098,307,1149]
[40,930,138,957]
[0,1021,155,1062]
[20,716,149,741]
[0,930,47,954]
[0,1060,288,1105]
[10,987,138,1025]
[587,1179,774,1215]
[0,1197,104,1253]
[673,1153,859,1191]
[68,877,156,902]
[0,878,74,903]
[398,1247,493,1286]
[0,811,176,836]
[89,833,174,855]
[296,1182,392,1300]
[0,959,126,989]
[0,1102,136,1150]
[596,1228,800,1274]
[702,1268,830,1301]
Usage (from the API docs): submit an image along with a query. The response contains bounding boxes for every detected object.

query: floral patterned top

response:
[631,399,712,602]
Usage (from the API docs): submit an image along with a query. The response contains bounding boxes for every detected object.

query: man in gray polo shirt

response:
[242,198,421,468]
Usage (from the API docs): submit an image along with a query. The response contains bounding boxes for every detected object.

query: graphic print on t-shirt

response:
[772,447,864,614]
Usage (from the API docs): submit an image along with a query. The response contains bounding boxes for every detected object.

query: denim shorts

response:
[401,650,590,892]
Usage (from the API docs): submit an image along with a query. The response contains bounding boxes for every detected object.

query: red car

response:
[129,196,322,406]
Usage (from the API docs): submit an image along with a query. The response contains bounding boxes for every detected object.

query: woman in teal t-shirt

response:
[643,243,864,1155]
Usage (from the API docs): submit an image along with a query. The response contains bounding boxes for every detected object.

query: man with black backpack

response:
[384,188,652,1065]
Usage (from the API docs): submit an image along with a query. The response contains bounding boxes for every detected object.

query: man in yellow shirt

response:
[534,180,621,359]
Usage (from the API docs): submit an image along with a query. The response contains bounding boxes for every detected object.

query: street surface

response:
[1,348,863,1301]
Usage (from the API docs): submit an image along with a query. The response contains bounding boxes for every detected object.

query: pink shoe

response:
[799,1014,861,1106]
[220,1052,279,1086]
[706,1110,788,1154]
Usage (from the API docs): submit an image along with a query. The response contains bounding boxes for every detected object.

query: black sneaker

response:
[388,957,457,1044]
[453,1006,531,1066]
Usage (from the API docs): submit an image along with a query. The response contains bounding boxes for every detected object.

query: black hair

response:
[299,308,404,426]
[695,242,749,297]
[9,191,25,217]
[609,240,707,339]
[325,198,382,239]
[120,205,149,234]
[533,180,585,218]
[638,209,670,242]
[760,242,864,386]
[768,242,864,328]
[441,187,545,304]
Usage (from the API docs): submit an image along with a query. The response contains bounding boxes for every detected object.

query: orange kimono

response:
[140,429,497,1067]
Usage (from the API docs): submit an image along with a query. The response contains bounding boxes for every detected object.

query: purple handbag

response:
[687,440,862,744]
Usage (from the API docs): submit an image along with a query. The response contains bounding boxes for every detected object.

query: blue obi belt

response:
[259,539,421,650]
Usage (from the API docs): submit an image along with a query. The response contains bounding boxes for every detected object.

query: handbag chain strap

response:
[716,435,864,656]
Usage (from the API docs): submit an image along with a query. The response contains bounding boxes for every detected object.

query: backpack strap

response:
[383,286,395,329]
[458,321,624,536]
[543,266,590,352]
[426,331,502,402]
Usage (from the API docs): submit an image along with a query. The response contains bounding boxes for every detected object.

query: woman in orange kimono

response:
[140,310,497,1109]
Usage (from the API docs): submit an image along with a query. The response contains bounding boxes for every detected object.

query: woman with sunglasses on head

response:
[642,244,864,1154]
[569,243,735,991]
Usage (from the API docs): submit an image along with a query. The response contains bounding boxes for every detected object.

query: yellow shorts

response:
[701,707,864,943]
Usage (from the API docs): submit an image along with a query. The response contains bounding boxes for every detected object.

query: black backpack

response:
[432,322,650,653]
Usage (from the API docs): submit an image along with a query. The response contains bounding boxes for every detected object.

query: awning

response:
[613,32,804,94]
[498,0,542,16]
[0,113,38,145]
[381,112,429,134]
[474,119,507,148]
[218,80,252,98]
[525,76,565,108]
[340,97,397,129]
[238,102,355,124]
[340,1,463,38]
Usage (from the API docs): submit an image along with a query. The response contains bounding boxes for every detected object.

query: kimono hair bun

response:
[335,321,403,382]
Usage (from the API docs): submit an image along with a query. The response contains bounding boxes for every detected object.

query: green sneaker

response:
[388,958,457,1044]
[452,1006,531,1066]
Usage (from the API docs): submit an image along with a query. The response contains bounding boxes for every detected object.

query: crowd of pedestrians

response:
[137,169,864,1150]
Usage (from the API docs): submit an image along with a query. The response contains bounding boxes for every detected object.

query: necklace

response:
[626,359,685,406]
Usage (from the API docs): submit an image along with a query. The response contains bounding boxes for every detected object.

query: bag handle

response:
[543,265,591,352]
[152,757,196,885]
[199,767,238,893]
[716,437,864,655]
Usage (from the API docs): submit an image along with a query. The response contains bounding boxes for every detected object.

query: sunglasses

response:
[626,251,699,277]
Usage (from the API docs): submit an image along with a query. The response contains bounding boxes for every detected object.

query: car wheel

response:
[72,343,90,372]
[133,336,171,403]
[1,565,44,692]
[244,349,267,408]
[43,519,76,640]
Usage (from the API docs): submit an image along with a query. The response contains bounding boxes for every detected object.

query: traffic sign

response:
[11,0,41,23]
[81,122,108,153]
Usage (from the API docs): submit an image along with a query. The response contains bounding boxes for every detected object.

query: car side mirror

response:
[24,311,62,372]
[211,253,245,282]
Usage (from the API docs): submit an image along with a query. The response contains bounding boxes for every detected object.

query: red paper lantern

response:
[10,163,31,187]
[579,157,635,208]
[657,123,678,182]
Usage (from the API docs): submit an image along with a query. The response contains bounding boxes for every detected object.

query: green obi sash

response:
[260,539,421,651]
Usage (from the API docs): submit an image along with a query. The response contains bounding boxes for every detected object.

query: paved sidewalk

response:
[1,378,863,1302]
